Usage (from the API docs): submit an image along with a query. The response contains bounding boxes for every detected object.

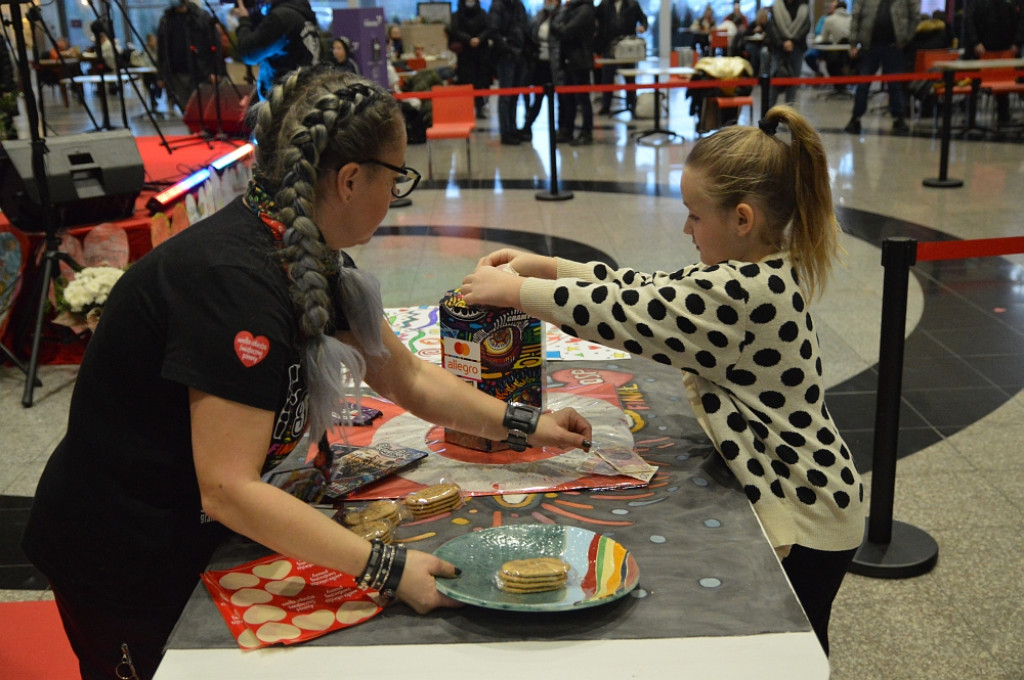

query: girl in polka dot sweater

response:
[462,105,865,654]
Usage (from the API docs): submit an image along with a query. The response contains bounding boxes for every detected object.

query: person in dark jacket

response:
[449,0,493,119]
[764,0,810,107]
[595,0,647,114]
[330,36,360,75]
[964,0,1024,123]
[490,0,531,144]
[157,0,223,114]
[235,0,322,99]
[843,0,919,134]
[552,0,596,145]
[521,0,564,139]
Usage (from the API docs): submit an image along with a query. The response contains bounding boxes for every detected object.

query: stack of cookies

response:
[403,483,463,519]
[347,518,394,543]
[496,557,571,593]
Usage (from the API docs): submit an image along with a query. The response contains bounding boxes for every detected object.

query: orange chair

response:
[425,84,476,179]
[713,94,754,122]
[405,57,428,71]
[710,29,731,56]
[978,50,1024,125]
[913,48,972,126]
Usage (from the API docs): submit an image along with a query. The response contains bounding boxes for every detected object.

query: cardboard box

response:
[439,289,544,450]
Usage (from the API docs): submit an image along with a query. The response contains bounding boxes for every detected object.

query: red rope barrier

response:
[916,236,1024,262]
[393,65,1023,102]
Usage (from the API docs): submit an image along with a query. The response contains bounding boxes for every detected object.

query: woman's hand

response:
[532,408,593,451]
[475,249,558,279]
[461,266,524,309]
[395,549,464,613]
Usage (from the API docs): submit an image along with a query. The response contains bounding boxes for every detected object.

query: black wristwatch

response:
[503,402,541,452]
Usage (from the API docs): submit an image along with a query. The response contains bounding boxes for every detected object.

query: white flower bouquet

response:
[53,265,125,332]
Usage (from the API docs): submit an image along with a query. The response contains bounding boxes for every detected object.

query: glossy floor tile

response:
[2,79,1023,678]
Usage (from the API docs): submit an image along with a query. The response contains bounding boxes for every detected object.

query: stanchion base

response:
[536,190,574,202]
[390,198,413,208]
[849,519,939,579]
[922,177,963,188]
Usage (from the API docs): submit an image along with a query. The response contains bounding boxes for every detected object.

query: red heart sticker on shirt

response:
[234,331,270,368]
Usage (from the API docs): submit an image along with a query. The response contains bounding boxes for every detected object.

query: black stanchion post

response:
[536,83,573,202]
[759,72,770,119]
[850,237,939,579]
[923,69,963,188]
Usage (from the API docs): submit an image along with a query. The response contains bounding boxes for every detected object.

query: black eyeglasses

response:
[359,160,422,199]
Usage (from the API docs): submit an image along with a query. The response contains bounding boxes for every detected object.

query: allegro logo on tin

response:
[443,337,481,362]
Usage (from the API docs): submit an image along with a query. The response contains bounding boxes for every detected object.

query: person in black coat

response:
[157,0,223,114]
[595,0,647,114]
[490,0,531,144]
[235,0,322,99]
[449,0,493,119]
[964,0,1024,122]
[551,0,595,145]
[330,37,360,75]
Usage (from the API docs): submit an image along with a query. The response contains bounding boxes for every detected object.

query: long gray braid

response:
[249,67,400,444]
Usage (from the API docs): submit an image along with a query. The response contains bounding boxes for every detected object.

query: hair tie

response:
[758,118,779,136]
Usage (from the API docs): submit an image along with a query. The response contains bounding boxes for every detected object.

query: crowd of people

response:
[23,0,1023,140]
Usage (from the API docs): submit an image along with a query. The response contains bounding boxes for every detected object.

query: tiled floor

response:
[2,78,1023,679]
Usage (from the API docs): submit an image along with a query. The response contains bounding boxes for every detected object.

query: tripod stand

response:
[23,5,102,134]
[2,0,82,407]
[80,0,186,153]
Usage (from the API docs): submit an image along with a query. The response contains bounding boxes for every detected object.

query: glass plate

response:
[433,524,640,612]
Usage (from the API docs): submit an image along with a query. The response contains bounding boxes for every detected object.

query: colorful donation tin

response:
[439,288,544,451]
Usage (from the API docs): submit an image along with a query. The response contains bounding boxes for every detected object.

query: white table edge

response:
[155,631,829,680]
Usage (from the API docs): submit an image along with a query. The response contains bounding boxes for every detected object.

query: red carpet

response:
[0,600,79,679]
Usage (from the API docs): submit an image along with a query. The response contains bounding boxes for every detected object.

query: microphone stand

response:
[24,6,102,132]
[1,0,82,407]
[104,0,187,153]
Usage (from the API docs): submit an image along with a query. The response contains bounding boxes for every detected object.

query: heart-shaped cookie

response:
[230,588,273,607]
[252,559,292,580]
[265,575,305,597]
[292,609,336,631]
[243,604,286,625]
[336,600,379,625]
[218,572,261,590]
[255,622,301,643]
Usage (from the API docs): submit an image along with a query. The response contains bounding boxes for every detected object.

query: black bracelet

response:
[358,539,385,589]
[503,402,541,452]
[380,544,407,600]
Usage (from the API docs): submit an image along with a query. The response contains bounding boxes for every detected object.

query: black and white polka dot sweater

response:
[520,255,866,552]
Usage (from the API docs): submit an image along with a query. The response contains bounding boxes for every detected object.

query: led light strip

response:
[146,143,255,215]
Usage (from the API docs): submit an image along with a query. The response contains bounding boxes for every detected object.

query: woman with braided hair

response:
[23,67,591,680]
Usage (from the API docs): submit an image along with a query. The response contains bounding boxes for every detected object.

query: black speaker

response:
[184,82,255,138]
[0,130,145,231]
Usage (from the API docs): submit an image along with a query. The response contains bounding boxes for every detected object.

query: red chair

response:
[710,29,731,56]
[978,50,1024,126]
[425,84,476,179]
[912,48,972,127]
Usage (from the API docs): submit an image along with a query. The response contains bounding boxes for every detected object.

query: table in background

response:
[925,58,1024,188]
[155,358,829,680]
[595,57,644,115]
[617,66,695,143]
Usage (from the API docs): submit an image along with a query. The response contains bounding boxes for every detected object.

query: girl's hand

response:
[476,249,558,279]
[461,266,525,309]
[395,549,463,613]
[532,408,593,451]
